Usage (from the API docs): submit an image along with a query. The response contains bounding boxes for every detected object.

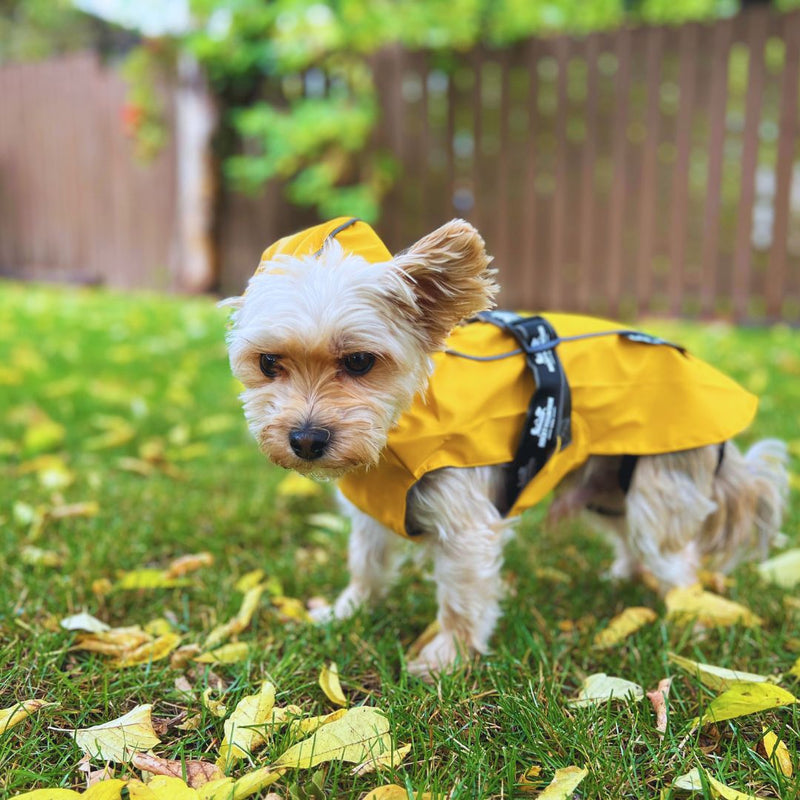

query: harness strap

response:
[478,311,572,513]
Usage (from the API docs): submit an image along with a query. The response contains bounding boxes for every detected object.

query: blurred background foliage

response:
[2,0,799,221]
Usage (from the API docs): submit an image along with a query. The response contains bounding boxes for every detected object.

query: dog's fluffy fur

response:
[224,220,789,679]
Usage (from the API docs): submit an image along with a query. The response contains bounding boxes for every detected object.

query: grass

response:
[0,280,798,799]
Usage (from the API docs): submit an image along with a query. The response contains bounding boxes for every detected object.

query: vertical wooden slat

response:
[731,9,768,320]
[549,35,570,308]
[635,27,664,315]
[446,61,456,219]
[495,50,511,284]
[606,27,632,316]
[521,39,539,306]
[668,23,698,315]
[577,34,600,313]
[699,18,733,317]
[471,48,484,235]
[765,12,800,318]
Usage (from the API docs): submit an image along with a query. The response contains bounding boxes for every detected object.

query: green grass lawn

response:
[0,281,798,799]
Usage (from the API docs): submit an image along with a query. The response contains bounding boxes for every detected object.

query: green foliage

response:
[123,0,743,222]
[0,0,97,63]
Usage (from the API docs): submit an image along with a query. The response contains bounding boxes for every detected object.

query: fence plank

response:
[549,36,570,309]
[521,38,539,305]
[766,12,800,318]
[731,9,768,320]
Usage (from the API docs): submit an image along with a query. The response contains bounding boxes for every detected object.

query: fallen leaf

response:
[195,642,250,665]
[287,708,346,738]
[144,618,174,637]
[405,620,441,661]
[665,585,762,627]
[319,662,347,707]
[233,570,265,593]
[20,546,63,567]
[114,569,191,591]
[73,627,152,658]
[218,681,276,764]
[696,682,798,727]
[204,585,265,649]
[72,704,161,762]
[306,512,349,534]
[674,766,771,799]
[199,766,283,800]
[757,549,800,589]
[569,674,644,707]
[0,699,58,735]
[791,657,800,679]
[593,607,657,648]
[646,678,671,735]
[274,706,391,769]
[362,787,409,800]
[668,653,776,690]
[271,595,311,623]
[202,687,228,718]
[760,728,793,777]
[536,766,589,799]
[60,613,111,633]
[49,501,100,520]
[352,742,412,776]
[166,552,214,578]
[115,633,181,667]
[23,415,65,455]
[132,752,223,787]
[275,472,322,499]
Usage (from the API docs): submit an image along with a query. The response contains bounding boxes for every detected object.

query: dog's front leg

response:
[406,467,509,680]
[311,495,399,622]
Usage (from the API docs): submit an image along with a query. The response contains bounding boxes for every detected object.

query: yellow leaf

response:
[49,501,100,520]
[275,472,322,499]
[195,642,250,665]
[405,620,441,661]
[536,766,589,799]
[125,779,176,800]
[319,662,348,707]
[761,729,793,777]
[202,687,227,719]
[274,706,391,769]
[790,657,800,679]
[0,699,58,735]
[569,674,644,707]
[166,552,214,578]
[225,766,283,800]
[115,633,181,667]
[85,424,135,451]
[362,787,409,800]
[665,585,762,627]
[352,742,412,776]
[73,627,152,658]
[132,753,224,787]
[696,682,798,726]
[73,704,161,762]
[7,791,81,799]
[676,766,772,799]
[85,781,136,799]
[114,569,190,590]
[233,570,264,593]
[757,549,800,589]
[287,708,346,738]
[271,595,311,623]
[593,607,657,648]
[218,681,276,764]
[20,546,63,568]
[668,653,776,691]
[204,585,265,649]
[23,416,66,455]
[144,618,174,637]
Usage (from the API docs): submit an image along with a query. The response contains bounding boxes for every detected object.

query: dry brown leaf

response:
[646,678,671,736]
[166,552,215,578]
[132,752,224,787]
[170,644,202,670]
[73,627,152,658]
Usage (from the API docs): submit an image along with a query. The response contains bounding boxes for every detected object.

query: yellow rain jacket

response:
[255,219,759,540]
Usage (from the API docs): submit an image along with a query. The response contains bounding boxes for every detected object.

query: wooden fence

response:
[2,6,799,322]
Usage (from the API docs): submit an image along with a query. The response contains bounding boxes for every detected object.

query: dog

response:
[222,217,789,679]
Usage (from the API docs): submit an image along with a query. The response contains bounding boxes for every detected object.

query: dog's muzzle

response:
[289,426,332,460]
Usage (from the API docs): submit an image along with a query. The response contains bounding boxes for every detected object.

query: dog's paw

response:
[406,631,468,681]
[307,602,335,624]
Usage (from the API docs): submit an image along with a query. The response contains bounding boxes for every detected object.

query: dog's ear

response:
[391,219,498,349]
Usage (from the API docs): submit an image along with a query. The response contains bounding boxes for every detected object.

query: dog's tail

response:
[703,439,789,571]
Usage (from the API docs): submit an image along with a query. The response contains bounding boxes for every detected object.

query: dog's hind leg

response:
[623,447,719,593]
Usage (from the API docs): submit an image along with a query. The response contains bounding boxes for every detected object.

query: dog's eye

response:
[342,352,376,376]
[259,354,281,378]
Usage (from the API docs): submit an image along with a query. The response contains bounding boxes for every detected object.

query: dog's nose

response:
[289,426,331,460]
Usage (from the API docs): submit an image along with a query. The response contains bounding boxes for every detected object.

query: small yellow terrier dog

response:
[223,217,788,679]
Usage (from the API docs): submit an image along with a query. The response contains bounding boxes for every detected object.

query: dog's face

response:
[224,219,497,478]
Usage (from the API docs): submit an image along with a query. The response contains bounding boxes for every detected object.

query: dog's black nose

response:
[289,426,331,460]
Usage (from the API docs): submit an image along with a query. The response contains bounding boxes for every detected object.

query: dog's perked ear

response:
[391,219,499,349]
